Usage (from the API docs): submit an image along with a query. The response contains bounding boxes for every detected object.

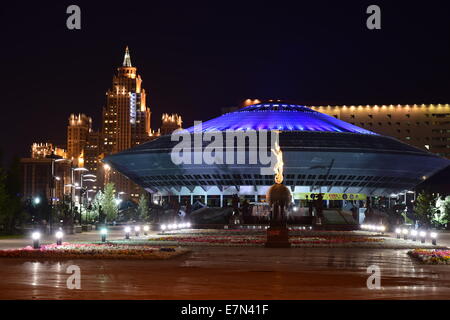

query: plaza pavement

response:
[0,246,449,299]
[0,228,449,299]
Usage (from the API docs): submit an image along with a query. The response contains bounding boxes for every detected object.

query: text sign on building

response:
[293,193,367,200]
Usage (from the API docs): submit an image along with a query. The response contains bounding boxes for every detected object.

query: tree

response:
[0,157,28,233]
[89,190,104,222]
[137,194,149,221]
[102,183,118,222]
[0,169,11,232]
[434,196,450,227]
[414,192,438,227]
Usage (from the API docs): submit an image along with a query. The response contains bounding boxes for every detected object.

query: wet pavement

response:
[0,247,449,299]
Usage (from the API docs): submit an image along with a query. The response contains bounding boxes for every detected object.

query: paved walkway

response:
[0,247,449,299]
[0,228,449,299]
[387,230,450,248]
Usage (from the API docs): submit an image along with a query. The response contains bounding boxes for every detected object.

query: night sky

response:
[1,0,450,163]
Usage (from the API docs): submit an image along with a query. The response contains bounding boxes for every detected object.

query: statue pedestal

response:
[265,225,291,248]
[265,183,292,248]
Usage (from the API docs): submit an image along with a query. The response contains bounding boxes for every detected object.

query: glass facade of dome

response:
[186,103,376,135]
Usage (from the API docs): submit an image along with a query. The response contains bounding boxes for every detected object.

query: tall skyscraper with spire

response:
[103,46,152,153]
[102,47,153,198]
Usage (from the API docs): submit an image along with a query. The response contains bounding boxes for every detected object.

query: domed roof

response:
[186,103,375,135]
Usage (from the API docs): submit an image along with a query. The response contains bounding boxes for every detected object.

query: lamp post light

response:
[402,228,409,240]
[80,173,96,225]
[134,225,140,237]
[32,232,41,249]
[419,231,426,244]
[64,183,74,224]
[124,226,131,239]
[395,228,401,239]
[118,191,126,201]
[103,163,111,184]
[143,225,149,235]
[411,230,418,241]
[430,232,437,245]
[100,228,107,242]
[33,197,41,205]
[55,230,63,245]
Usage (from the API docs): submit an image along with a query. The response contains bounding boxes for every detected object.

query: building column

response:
[205,194,208,206]
[254,194,258,202]
[220,194,223,207]
[190,194,193,205]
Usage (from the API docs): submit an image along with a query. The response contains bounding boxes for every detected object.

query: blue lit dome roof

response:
[105,101,450,196]
[186,103,375,135]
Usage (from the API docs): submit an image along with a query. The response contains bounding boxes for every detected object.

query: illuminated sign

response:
[129,93,137,124]
[293,193,367,200]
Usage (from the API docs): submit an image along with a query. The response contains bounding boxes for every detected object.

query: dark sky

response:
[1,0,450,162]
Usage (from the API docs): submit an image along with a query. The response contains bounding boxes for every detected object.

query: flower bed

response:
[0,243,189,260]
[149,233,384,247]
[408,249,450,265]
[161,229,379,237]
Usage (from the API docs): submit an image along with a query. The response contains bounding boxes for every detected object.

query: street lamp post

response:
[80,174,96,225]
[86,189,96,224]
[32,232,41,249]
[118,191,126,201]
[73,167,88,225]
[47,157,66,234]
[100,228,107,242]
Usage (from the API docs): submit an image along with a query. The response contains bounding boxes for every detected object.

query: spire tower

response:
[123,46,132,67]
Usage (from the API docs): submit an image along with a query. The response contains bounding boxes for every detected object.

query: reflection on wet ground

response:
[0,248,449,299]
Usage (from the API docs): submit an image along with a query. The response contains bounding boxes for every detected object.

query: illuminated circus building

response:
[104,101,450,223]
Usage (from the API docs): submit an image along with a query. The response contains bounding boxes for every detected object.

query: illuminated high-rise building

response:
[102,47,153,198]
[20,157,72,202]
[103,46,151,152]
[84,131,103,174]
[67,113,92,166]
[160,113,182,135]
[31,143,67,159]
[311,104,450,158]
